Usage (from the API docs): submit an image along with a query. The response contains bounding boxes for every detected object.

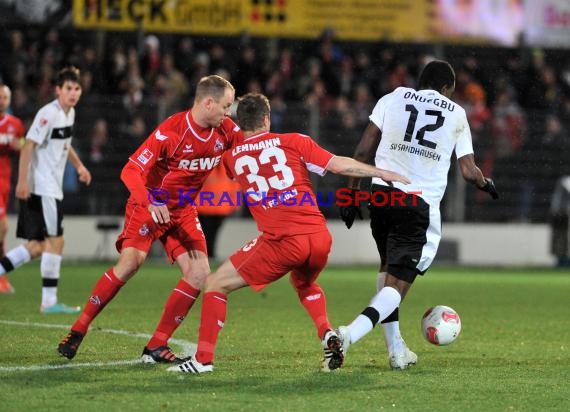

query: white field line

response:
[0,319,196,373]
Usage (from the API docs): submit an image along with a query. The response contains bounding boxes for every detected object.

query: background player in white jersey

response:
[0,66,92,314]
[338,60,498,369]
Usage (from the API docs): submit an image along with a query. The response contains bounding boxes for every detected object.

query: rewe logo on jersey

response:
[178,155,221,171]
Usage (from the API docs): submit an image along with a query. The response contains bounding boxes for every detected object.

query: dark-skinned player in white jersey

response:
[338,60,498,370]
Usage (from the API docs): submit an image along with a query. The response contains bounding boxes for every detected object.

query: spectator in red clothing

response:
[141,35,161,86]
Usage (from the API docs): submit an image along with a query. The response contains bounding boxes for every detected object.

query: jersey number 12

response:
[403,104,444,149]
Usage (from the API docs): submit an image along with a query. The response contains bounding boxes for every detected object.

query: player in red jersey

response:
[58,75,242,362]
[168,93,410,374]
[0,84,25,294]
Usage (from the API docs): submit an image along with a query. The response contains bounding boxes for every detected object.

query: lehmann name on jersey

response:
[232,137,281,155]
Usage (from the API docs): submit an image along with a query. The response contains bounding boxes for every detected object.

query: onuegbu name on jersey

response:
[403,91,456,111]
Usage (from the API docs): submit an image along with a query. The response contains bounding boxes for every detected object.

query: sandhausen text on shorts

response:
[148,187,422,209]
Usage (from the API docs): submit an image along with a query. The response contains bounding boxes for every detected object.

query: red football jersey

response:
[223,131,334,238]
[0,114,25,185]
[126,110,241,208]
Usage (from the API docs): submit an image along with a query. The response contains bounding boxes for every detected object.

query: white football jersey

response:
[26,99,75,200]
[370,87,474,207]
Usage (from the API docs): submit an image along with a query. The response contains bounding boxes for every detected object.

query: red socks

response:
[193,284,330,365]
[72,268,125,335]
[146,279,200,349]
[195,291,227,364]
[297,283,332,339]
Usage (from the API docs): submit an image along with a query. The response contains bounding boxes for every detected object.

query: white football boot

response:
[389,345,417,370]
[320,329,344,372]
[167,357,213,374]
[335,326,351,355]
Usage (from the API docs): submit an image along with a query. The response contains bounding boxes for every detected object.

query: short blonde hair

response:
[195,75,234,103]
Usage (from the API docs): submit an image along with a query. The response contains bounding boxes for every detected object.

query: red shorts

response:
[0,188,9,218]
[230,229,332,292]
[116,200,207,263]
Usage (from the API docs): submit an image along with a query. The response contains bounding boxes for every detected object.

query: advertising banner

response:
[433,0,524,46]
[71,0,432,41]
[72,0,570,48]
[524,0,570,48]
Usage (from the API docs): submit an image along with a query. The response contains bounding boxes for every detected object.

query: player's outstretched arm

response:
[328,156,411,185]
[458,154,499,199]
[345,122,382,190]
[333,151,410,229]
[337,122,383,229]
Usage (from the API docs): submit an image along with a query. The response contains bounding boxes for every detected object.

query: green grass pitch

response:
[0,263,569,411]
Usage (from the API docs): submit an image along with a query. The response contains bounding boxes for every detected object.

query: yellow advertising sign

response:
[72,0,433,42]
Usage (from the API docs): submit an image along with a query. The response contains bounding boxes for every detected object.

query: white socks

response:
[376,271,404,352]
[41,252,62,308]
[382,320,404,353]
[348,286,401,345]
[0,245,31,275]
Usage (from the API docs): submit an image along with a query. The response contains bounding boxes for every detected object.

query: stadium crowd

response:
[2,27,570,222]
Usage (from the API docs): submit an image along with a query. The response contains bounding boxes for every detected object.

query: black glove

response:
[339,189,363,229]
[478,178,499,200]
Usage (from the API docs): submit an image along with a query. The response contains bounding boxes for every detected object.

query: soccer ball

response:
[421,305,461,345]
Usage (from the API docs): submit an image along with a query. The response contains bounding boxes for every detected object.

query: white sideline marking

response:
[0,320,196,373]
[0,359,140,372]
